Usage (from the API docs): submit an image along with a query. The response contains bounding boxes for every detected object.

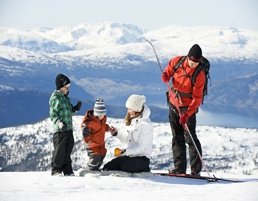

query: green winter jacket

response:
[49,90,73,132]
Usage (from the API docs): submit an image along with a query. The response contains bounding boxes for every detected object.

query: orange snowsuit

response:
[81,110,110,155]
[163,56,206,117]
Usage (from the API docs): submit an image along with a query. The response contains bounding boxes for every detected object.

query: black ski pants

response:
[168,105,202,174]
[51,130,74,175]
[103,156,150,173]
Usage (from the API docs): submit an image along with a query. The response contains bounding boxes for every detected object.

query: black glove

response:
[73,101,82,112]
[111,131,118,136]
[109,126,118,136]
[82,127,91,137]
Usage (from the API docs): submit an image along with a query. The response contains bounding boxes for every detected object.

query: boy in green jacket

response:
[49,74,81,176]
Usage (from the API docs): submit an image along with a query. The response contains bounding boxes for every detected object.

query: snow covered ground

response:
[0,171,257,201]
[1,116,258,201]
[1,116,258,174]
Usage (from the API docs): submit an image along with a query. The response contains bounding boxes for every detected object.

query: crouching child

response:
[81,99,117,171]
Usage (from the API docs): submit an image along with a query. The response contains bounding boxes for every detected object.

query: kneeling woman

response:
[103,94,153,173]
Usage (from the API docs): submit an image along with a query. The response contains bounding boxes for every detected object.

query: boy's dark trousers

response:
[51,130,74,175]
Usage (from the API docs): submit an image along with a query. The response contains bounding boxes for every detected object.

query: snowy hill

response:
[1,116,258,176]
[1,22,258,128]
[1,115,258,201]
[0,171,258,201]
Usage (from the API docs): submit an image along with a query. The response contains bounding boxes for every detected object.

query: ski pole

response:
[145,39,163,73]
[183,124,213,178]
[145,39,214,180]
[145,39,178,102]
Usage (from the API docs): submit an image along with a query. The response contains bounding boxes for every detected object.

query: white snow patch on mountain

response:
[1,23,258,64]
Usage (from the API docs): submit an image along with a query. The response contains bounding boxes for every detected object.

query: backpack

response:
[173,56,210,104]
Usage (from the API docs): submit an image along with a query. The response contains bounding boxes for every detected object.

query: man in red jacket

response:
[161,44,207,175]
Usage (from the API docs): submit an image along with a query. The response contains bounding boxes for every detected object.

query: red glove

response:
[179,113,189,125]
[161,72,170,83]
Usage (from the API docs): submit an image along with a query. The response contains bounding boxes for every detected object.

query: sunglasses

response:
[188,56,201,63]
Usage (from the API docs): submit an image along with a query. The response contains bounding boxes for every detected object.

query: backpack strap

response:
[191,57,210,95]
[173,56,186,73]
[191,65,203,85]
[172,56,205,97]
[173,56,201,87]
[171,86,192,98]
[171,56,210,105]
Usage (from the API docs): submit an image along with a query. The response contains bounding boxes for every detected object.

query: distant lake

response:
[197,108,258,129]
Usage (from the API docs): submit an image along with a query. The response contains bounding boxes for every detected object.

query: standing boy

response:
[49,74,81,176]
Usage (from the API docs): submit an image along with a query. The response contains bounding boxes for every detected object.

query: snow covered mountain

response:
[1,116,258,176]
[1,23,257,60]
[0,22,258,128]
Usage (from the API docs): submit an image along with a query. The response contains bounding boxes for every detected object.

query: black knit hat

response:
[188,44,202,61]
[55,74,71,90]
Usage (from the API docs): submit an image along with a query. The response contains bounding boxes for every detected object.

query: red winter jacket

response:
[163,56,206,117]
[81,110,110,155]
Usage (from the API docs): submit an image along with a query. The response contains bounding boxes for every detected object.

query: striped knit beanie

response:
[94,98,106,116]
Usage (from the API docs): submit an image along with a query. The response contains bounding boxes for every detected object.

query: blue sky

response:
[0,0,257,31]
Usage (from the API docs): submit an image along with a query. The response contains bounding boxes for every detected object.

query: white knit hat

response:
[125,94,146,112]
[94,98,106,116]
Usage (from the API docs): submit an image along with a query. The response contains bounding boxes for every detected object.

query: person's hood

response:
[141,104,151,120]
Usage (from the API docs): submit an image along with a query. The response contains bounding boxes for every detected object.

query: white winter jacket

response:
[116,105,153,158]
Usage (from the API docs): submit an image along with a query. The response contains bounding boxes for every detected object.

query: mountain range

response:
[0,22,258,128]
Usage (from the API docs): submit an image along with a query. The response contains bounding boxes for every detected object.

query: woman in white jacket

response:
[103,94,153,173]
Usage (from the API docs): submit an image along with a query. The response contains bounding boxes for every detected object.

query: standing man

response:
[49,74,81,176]
[161,44,209,175]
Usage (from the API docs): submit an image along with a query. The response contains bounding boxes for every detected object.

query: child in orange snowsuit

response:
[81,99,117,171]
